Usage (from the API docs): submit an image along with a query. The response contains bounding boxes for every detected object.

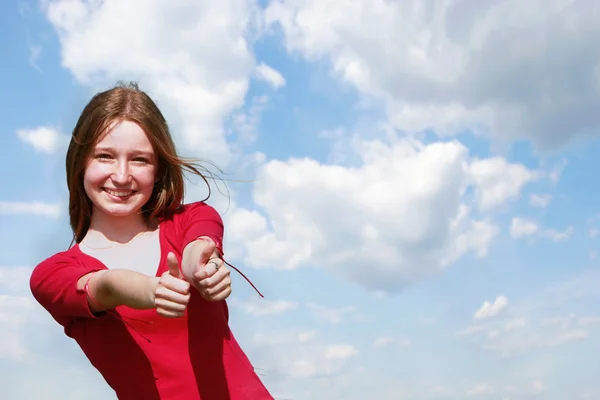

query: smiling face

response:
[83,120,158,220]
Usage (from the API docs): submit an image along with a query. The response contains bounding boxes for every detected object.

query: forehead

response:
[95,120,154,151]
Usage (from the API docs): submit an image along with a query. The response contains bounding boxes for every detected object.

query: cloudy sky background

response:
[1,0,600,399]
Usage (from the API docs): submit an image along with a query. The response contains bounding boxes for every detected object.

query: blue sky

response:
[1,1,600,399]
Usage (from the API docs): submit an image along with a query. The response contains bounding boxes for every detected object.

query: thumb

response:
[167,252,182,279]
[197,237,217,264]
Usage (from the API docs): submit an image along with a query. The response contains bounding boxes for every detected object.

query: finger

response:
[160,272,191,294]
[194,257,224,281]
[200,276,232,298]
[195,262,229,288]
[155,286,191,304]
[202,284,232,302]
[167,252,182,279]
[210,247,222,259]
[195,237,217,264]
[156,307,186,318]
[155,297,188,312]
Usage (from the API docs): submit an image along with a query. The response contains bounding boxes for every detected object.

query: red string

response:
[223,258,265,298]
[196,236,265,298]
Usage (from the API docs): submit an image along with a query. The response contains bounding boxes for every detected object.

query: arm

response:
[77,269,158,312]
[30,252,190,325]
[78,253,191,316]
[174,203,231,301]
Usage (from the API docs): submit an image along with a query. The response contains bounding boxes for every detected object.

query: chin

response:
[98,204,145,218]
[92,197,149,219]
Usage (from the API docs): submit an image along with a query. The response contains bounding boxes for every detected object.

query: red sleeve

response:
[29,252,107,327]
[177,202,225,255]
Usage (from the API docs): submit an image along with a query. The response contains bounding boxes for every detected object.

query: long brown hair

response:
[66,81,213,244]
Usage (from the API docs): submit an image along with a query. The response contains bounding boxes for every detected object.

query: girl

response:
[30,82,273,400]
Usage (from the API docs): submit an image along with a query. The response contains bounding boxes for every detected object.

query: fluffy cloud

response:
[17,127,68,154]
[474,296,508,320]
[230,297,298,316]
[306,304,362,325]
[456,272,600,357]
[540,226,574,242]
[324,344,358,360]
[0,201,61,218]
[467,383,495,396]
[469,158,537,211]
[530,193,552,208]
[43,0,262,165]
[226,138,539,292]
[510,218,539,238]
[265,0,600,149]
[255,63,286,89]
[511,218,574,242]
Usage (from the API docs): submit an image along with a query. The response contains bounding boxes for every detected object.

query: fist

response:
[153,252,191,317]
[181,237,232,302]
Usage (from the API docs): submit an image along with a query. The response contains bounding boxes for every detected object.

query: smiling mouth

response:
[104,188,136,197]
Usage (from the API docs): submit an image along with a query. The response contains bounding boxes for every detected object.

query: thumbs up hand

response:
[181,237,232,302]
[152,252,191,317]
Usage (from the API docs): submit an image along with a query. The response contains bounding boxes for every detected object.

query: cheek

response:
[135,167,158,190]
[83,165,102,190]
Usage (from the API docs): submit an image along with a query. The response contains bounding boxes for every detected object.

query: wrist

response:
[147,276,160,308]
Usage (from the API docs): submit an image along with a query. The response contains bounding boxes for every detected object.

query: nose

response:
[111,161,132,186]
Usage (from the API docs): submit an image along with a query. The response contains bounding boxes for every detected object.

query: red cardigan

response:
[30,202,273,400]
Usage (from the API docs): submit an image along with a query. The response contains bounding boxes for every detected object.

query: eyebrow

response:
[94,147,155,157]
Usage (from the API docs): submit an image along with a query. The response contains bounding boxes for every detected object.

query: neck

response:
[86,210,155,244]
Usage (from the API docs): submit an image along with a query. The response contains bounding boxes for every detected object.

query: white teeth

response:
[105,189,133,197]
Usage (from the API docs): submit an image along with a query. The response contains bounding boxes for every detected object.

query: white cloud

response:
[324,344,358,361]
[0,267,34,294]
[543,329,588,347]
[17,127,68,154]
[250,335,359,383]
[540,226,574,242]
[252,330,317,346]
[28,43,43,72]
[291,359,317,378]
[504,318,526,331]
[0,201,61,218]
[231,95,269,142]
[469,158,537,211]
[298,331,316,343]
[510,218,538,238]
[589,228,599,238]
[510,218,573,242]
[467,383,495,396]
[225,138,539,292]
[231,298,298,316]
[474,296,508,320]
[265,0,600,149]
[255,62,286,88]
[0,294,38,361]
[529,193,552,208]
[458,297,599,356]
[531,379,545,393]
[373,337,410,348]
[307,304,359,325]
[456,325,488,336]
[43,0,261,165]
[373,337,394,347]
[542,314,600,329]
